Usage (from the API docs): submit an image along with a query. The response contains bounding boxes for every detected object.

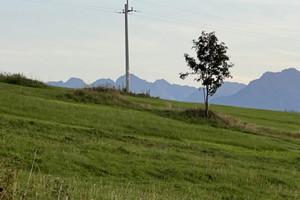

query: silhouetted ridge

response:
[212,68,300,112]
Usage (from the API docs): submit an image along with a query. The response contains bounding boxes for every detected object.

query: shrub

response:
[64,86,123,105]
[0,73,47,88]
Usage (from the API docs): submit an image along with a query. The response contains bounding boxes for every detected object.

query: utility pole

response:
[124,0,130,93]
[122,0,136,93]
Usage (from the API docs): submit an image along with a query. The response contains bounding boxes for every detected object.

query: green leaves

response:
[181,31,233,92]
[180,31,234,115]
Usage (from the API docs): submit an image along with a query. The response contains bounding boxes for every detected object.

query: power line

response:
[134,11,300,44]
[133,0,300,34]
[23,0,115,13]
[21,0,300,43]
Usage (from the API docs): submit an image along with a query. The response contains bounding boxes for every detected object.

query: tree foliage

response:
[180,31,234,116]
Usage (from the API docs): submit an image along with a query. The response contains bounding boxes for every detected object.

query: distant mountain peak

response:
[154,79,170,86]
[261,68,299,78]
[282,68,298,73]
[66,77,84,83]
[213,68,300,112]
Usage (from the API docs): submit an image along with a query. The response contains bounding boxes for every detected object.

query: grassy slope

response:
[0,80,300,200]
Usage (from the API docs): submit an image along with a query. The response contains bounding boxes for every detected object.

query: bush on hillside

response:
[64,86,123,105]
[0,73,47,88]
[64,86,154,106]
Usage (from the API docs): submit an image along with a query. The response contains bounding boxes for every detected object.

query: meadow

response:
[0,74,300,199]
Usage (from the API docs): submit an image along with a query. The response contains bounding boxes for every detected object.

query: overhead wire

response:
[23,0,116,13]
[133,0,300,34]
[130,1,300,43]
[134,11,300,43]
[21,0,300,43]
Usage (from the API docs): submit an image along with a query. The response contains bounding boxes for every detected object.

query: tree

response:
[180,31,234,116]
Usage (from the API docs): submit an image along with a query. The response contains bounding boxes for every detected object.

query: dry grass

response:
[211,111,260,132]
[210,111,300,139]
[139,103,152,110]
[0,158,19,200]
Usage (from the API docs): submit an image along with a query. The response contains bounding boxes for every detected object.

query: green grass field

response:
[0,75,300,199]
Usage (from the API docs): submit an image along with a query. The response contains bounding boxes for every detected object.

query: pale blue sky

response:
[1,0,300,86]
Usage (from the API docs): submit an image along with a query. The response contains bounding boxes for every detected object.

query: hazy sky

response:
[1,0,300,86]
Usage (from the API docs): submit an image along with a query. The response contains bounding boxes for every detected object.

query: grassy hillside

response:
[0,75,300,199]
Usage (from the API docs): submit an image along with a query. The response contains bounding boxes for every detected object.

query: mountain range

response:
[212,68,300,112]
[47,74,246,102]
[47,68,300,112]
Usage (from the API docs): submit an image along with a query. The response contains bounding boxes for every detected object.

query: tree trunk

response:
[205,87,209,117]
